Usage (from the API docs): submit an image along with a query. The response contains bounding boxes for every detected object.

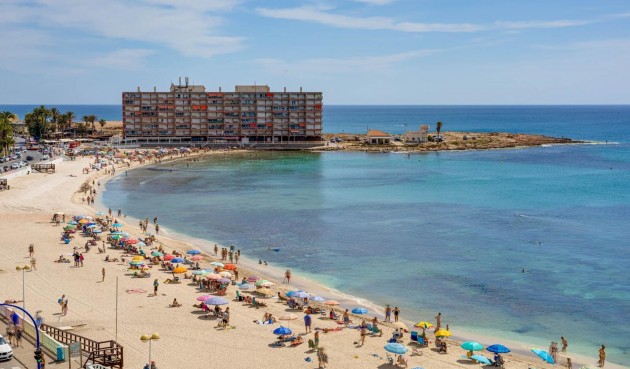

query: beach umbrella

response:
[324,300,340,306]
[190,255,203,261]
[121,232,130,237]
[132,256,145,261]
[210,262,224,268]
[434,329,452,337]
[129,260,144,265]
[125,239,139,244]
[247,275,260,282]
[151,251,163,257]
[218,271,232,278]
[223,264,237,270]
[96,211,104,216]
[238,283,253,290]
[196,295,212,301]
[255,279,269,287]
[207,273,222,280]
[352,307,368,314]
[414,321,433,329]
[67,221,78,225]
[192,270,208,275]
[285,290,303,297]
[92,229,102,234]
[392,322,408,330]
[292,291,310,299]
[112,223,123,227]
[278,313,298,321]
[110,235,122,240]
[218,277,231,284]
[64,225,76,230]
[86,224,97,229]
[171,257,185,263]
[137,241,146,247]
[461,342,484,351]
[531,349,555,364]
[384,343,409,355]
[78,219,90,224]
[256,288,274,297]
[310,296,326,302]
[486,344,511,354]
[204,296,228,305]
[110,231,123,235]
[471,355,492,365]
[173,267,188,274]
[259,281,275,287]
[187,249,201,255]
[163,254,175,261]
[273,326,292,335]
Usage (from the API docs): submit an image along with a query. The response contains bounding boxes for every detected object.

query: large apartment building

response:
[122,82,323,143]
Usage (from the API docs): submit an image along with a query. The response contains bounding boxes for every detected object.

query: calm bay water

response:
[98,106,630,365]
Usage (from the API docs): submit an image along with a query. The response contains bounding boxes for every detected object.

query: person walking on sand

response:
[102,267,106,282]
[304,312,312,333]
[30,257,37,271]
[28,244,34,258]
[155,224,160,235]
[393,306,400,322]
[598,345,606,367]
[15,326,23,347]
[359,324,367,346]
[214,244,218,256]
[385,305,392,322]
[283,269,291,284]
[435,312,442,330]
[62,300,68,316]
[317,346,328,368]
[567,357,572,369]
[561,336,568,352]
[153,279,159,295]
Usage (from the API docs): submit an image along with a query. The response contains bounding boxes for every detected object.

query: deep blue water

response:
[98,106,630,365]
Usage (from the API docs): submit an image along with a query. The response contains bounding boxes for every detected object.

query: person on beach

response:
[62,300,68,316]
[102,267,106,282]
[304,312,312,333]
[15,326,23,347]
[598,345,605,367]
[155,224,160,234]
[214,244,218,256]
[169,298,182,308]
[28,243,34,257]
[359,324,367,346]
[567,357,572,369]
[30,257,37,271]
[393,306,400,322]
[283,269,291,284]
[154,217,158,224]
[118,209,122,217]
[314,330,320,347]
[153,279,159,295]
[385,305,391,322]
[435,312,442,330]
[6,323,15,346]
[317,346,328,368]
[343,309,350,325]
[561,336,568,352]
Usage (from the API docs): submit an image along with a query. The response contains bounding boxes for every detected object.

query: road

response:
[0,320,69,369]
[1,138,46,174]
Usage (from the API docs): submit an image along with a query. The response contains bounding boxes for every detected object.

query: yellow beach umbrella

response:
[256,288,274,296]
[132,256,145,261]
[173,267,188,274]
[414,321,434,329]
[435,329,451,337]
[78,219,89,224]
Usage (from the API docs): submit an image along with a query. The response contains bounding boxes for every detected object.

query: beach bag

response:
[58,298,62,304]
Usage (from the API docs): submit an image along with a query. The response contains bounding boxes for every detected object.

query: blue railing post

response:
[1,303,42,369]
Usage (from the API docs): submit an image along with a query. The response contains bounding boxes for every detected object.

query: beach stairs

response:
[39,324,123,368]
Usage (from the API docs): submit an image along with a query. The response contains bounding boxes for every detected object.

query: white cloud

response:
[256,6,483,32]
[256,49,440,74]
[85,49,155,70]
[353,0,397,5]
[256,5,594,33]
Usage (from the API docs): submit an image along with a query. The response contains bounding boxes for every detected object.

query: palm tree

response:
[436,121,443,140]
[63,111,76,132]
[0,111,16,156]
[99,119,107,132]
[25,105,51,140]
[50,107,61,133]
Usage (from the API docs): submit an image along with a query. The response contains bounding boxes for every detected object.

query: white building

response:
[404,125,429,144]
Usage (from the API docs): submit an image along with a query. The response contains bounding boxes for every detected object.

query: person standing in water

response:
[283,269,291,284]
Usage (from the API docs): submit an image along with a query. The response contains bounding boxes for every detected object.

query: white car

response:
[10,163,19,170]
[41,154,49,160]
[0,334,13,361]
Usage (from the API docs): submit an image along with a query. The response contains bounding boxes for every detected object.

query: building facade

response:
[404,125,429,144]
[122,83,323,143]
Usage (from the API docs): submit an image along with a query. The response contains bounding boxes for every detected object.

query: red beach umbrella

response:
[223,264,237,270]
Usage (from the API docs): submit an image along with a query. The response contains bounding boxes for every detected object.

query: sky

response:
[1,0,629,104]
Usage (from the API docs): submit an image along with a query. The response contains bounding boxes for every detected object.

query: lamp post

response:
[140,333,160,366]
[16,265,30,318]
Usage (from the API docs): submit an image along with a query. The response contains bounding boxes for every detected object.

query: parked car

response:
[26,155,34,161]
[0,334,13,361]
[2,165,8,172]
[0,157,4,163]
[10,163,19,170]
[41,154,49,160]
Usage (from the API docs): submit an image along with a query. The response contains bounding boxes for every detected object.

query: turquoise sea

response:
[98,106,630,365]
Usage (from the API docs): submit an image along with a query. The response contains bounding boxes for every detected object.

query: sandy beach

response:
[0,152,620,369]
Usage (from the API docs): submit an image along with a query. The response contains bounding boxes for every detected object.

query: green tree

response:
[98,119,107,132]
[436,121,443,139]
[62,111,76,134]
[24,105,51,140]
[88,114,97,133]
[0,111,17,156]
[50,107,61,133]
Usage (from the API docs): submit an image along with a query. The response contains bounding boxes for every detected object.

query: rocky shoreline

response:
[320,132,581,152]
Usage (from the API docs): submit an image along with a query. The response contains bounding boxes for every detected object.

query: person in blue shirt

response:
[304,313,312,333]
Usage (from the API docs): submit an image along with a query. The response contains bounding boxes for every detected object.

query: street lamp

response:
[140,333,160,366]
[16,265,30,318]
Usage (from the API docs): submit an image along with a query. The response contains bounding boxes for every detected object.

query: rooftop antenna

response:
[185,77,189,87]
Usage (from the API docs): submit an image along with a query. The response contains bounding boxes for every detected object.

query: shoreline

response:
[0,151,620,368]
[96,150,619,369]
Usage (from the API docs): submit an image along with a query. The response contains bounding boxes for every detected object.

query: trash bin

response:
[56,346,65,361]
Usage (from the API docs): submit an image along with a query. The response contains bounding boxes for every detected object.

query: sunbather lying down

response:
[163,277,180,283]
[291,336,304,345]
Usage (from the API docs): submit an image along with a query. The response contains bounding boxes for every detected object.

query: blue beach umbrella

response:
[204,296,228,305]
[384,343,408,355]
[171,257,185,263]
[471,355,492,365]
[187,250,201,255]
[286,290,304,297]
[292,291,310,299]
[210,261,224,267]
[151,251,163,257]
[273,326,292,335]
[96,211,104,216]
[92,229,102,234]
[461,341,484,351]
[531,348,555,364]
[87,224,97,228]
[486,344,511,354]
[352,307,368,314]
[67,221,78,225]
[192,270,208,275]
[238,283,253,290]
[110,231,122,235]
[310,296,326,302]
[112,223,123,227]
